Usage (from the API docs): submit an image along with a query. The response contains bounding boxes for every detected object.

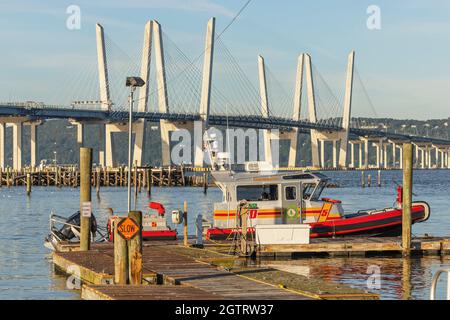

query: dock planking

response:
[53,243,310,300]
[82,285,223,300]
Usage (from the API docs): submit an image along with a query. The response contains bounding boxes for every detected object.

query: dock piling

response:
[128,211,143,285]
[114,219,129,285]
[361,171,365,188]
[26,173,31,195]
[377,170,381,187]
[402,143,413,256]
[79,147,92,251]
[183,201,188,247]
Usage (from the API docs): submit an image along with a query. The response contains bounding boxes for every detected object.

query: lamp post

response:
[125,77,145,213]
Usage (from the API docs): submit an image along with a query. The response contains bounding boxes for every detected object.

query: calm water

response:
[0,170,449,300]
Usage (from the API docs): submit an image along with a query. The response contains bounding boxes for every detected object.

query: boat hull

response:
[206,202,430,240]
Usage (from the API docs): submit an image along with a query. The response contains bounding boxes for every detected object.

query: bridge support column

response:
[30,123,38,168]
[427,147,432,169]
[420,148,424,169]
[364,138,369,169]
[358,142,363,168]
[332,140,337,168]
[338,51,355,168]
[12,123,22,170]
[0,123,4,168]
[305,54,320,168]
[160,120,171,166]
[392,142,397,168]
[287,130,298,167]
[77,123,85,148]
[133,20,152,167]
[286,54,304,168]
[447,148,450,169]
[383,143,388,169]
[414,144,418,168]
[133,120,146,166]
[398,145,403,170]
[257,55,272,164]
[349,142,355,168]
[196,17,216,167]
[106,124,116,167]
[320,140,325,168]
[374,143,380,168]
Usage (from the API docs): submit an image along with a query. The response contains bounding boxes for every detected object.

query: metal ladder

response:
[430,268,450,300]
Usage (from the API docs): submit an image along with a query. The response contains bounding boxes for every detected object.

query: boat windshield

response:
[302,183,316,199]
[311,181,326,200]
[302,181,326,200]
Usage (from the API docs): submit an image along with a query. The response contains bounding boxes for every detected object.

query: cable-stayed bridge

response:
[1,18,449,170]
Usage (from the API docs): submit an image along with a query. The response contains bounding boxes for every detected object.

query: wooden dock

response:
[258,236,450,256]
[53,242,312,300]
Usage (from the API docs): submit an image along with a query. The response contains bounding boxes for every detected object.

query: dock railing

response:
[430,268,450,300]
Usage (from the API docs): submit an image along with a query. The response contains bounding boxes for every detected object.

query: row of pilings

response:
[0,166,211,188]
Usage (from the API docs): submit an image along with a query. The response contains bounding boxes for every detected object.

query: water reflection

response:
[259,255,450,300]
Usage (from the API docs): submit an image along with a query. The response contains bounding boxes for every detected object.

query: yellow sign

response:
[117,217,140,240]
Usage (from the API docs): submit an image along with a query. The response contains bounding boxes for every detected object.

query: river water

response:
[0,169,449,300]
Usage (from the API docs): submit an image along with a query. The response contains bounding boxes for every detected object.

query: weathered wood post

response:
[128,211,143,285]
[80,147,92,251]
[402,143,413,256]
[361,171,365,188]
[6,167,10,187]
[26,173,31,196]
[377,170,381,187]
[147,168,152,197]
[114,218,128,284]
[183,201,188,246]
[203,172,208,194]
[96,167,100,196]
[367,174,372,187]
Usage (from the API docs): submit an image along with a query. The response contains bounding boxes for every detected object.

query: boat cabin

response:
[211,170,345,229]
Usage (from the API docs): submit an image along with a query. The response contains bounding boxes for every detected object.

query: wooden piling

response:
[402,143,413,256]
[367,174,372,187]
[96,167,100,196]
[361,171,365,188]
[80,148,92,251]
[26,173,31,196]
[6,168,10,187]
[147,169,152,197]
[128,211,143,285]
[183,201,188,247]
[377,170,381,187]
[114,219,128,285]
[203,172,208,194]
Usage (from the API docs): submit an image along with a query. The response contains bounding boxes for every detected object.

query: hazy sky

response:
[1,0,450,120]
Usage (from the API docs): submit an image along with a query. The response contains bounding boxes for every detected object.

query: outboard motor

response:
[45,211,97,250]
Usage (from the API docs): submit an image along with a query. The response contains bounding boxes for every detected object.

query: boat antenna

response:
[226,103,232,174]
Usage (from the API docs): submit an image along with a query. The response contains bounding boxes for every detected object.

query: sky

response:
[1,0,450,120]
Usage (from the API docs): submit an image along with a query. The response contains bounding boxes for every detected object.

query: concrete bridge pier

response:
[12,122,23,170]
[28,121,41,168]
